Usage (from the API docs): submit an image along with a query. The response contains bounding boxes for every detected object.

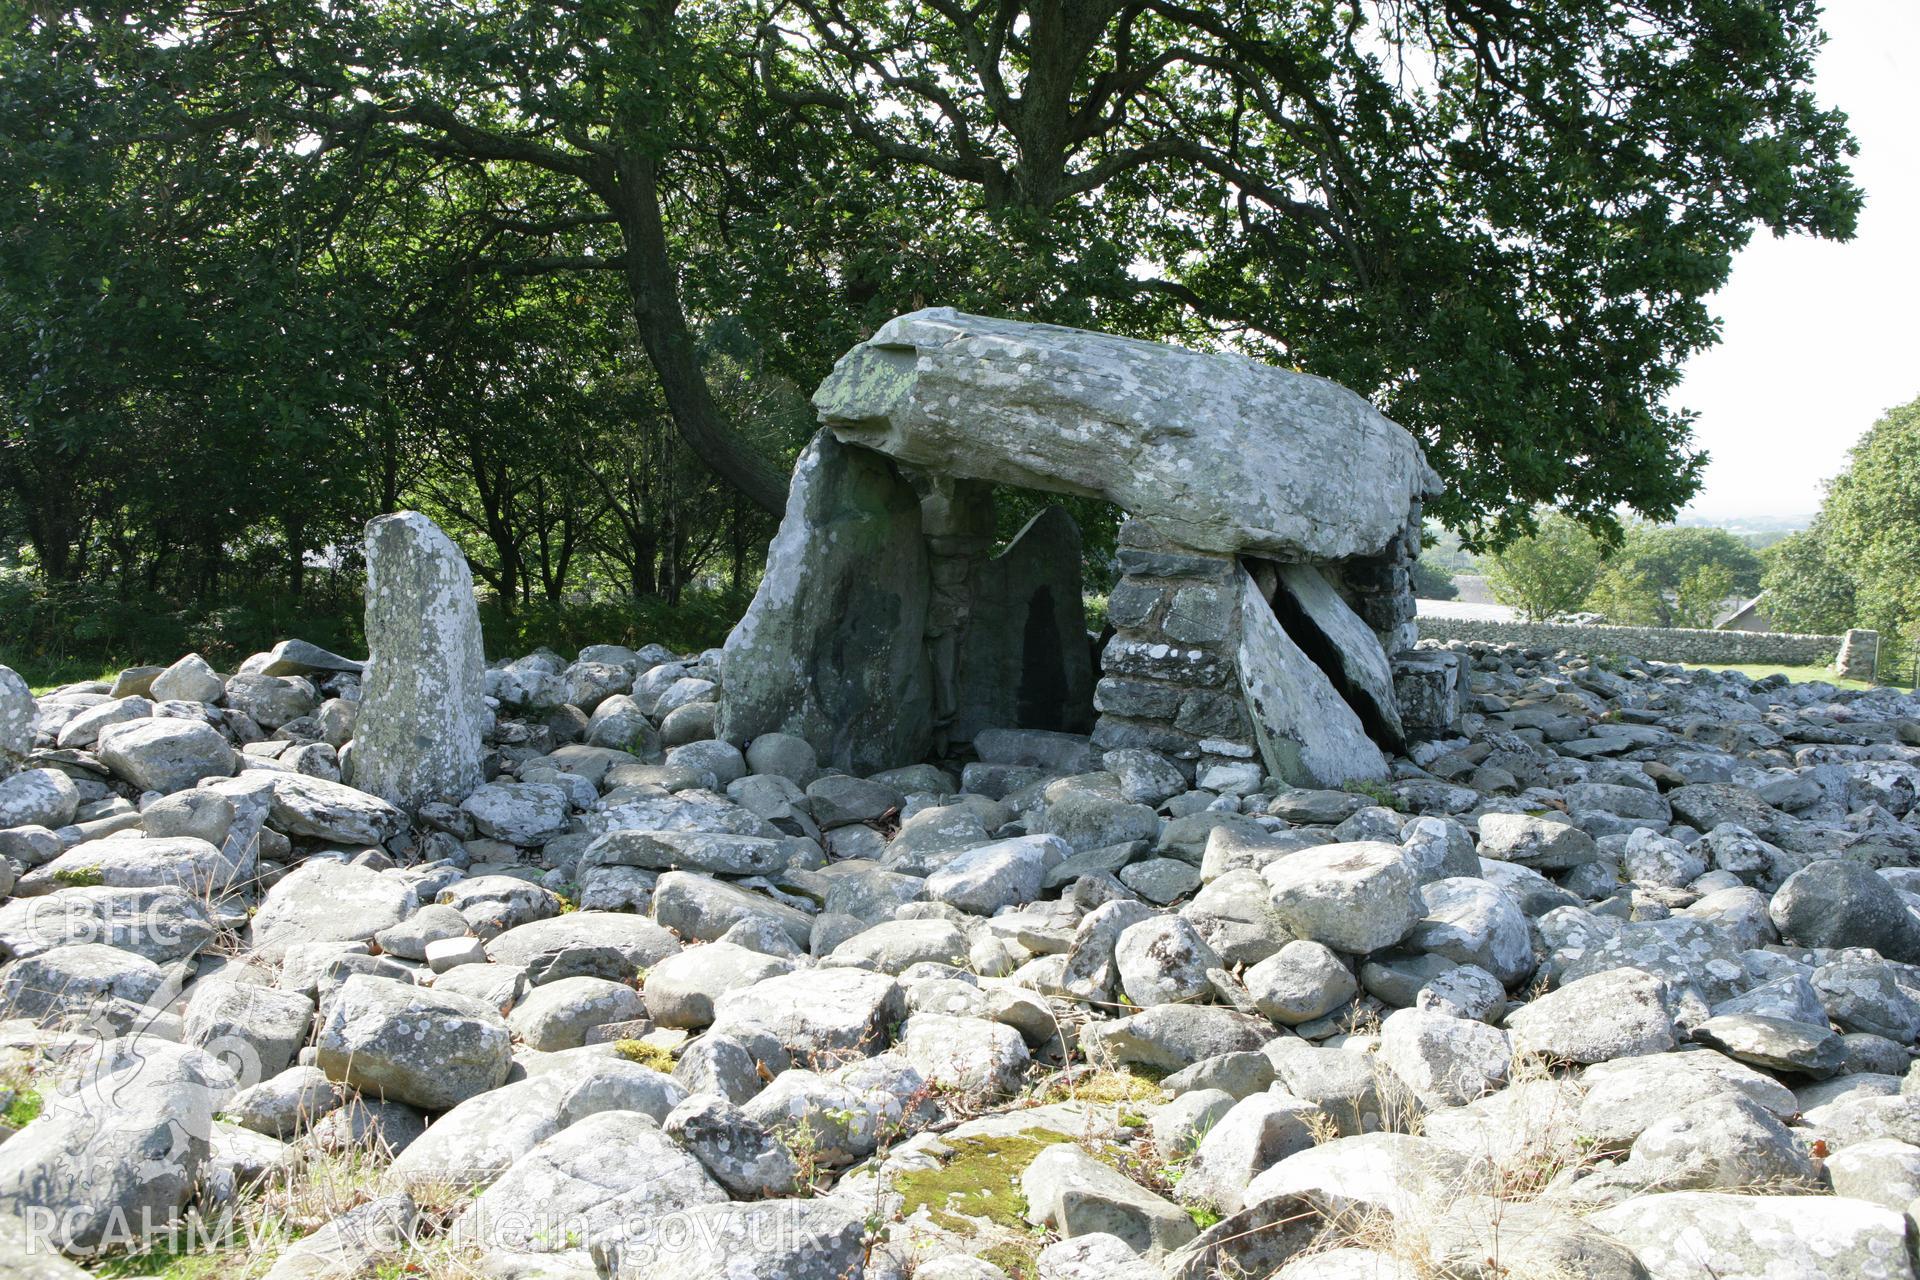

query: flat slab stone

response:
[1271,563,1405,749]
[1236,569,1388,788]
[815,308,1437,560]
[1588,1191,1911,1279]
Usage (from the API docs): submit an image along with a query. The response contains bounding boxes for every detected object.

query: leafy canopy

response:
[1765,395,1920,667]
[0,0,1865,639]
[1485,513,1604,621]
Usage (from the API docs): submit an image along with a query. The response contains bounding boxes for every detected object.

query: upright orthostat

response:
[721,309,1445,787]
[350,511,488,810]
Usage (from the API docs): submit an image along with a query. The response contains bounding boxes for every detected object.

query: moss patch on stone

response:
[894,1128,1071,1234]
[51,866,104,887]
[1042,1068,1166,1105]
[2,1088,40,1128]
[1059,1066,1159,1105]
[978,1241,1044,1280]
[611,1039,675,1072]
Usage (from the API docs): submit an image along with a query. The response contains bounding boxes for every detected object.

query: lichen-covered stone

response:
[815,308,1437,560]
[1237,569,1388,788]
[350,511,487,811]
[717,431,932,774]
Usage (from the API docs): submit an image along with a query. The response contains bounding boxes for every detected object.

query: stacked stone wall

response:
[1417,618,1845,667]
[1091,521,1258,772]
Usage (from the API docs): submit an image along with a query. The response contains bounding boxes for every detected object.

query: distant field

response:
[1680,661,1879,691]
[2,654,122,697]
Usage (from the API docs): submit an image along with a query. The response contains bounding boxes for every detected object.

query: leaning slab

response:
[349,511,487,811]
[1237,568,1388,787]
[1270,563,1405,750]
[815,307,1438,560]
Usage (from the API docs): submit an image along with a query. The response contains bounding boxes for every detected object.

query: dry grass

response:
[1260,1048,1619,1279]
[93,1120,486,1280]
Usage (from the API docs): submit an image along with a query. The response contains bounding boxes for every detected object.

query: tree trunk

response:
[613,156,789,515]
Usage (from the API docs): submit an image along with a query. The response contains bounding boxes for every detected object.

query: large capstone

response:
[717,431,932,774]
[815,307,1438,561]
[349,511,487,811]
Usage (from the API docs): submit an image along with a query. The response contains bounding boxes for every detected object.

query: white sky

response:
[1674,0,1920,521]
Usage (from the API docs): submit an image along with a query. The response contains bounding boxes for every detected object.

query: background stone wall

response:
[1415,617,1844,667]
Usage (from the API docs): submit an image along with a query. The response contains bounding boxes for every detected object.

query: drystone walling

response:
[718,307,1453,786]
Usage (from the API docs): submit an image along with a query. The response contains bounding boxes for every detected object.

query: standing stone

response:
[1236,568,1388,787]
[350,512,486,812]
[718,431,932,774]
[952,505,1095,745]
[0,665,33,776]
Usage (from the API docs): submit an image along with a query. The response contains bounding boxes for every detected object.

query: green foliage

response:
[1581,524,1764,626]
[1753,395,1920,679]
[1584,565,1665,627]
[0,570,364,688]
[1410,557,1458,601]
[0,0,1867,637]
[1485,515,1605,621]
[1816,396,1920,671]
[1582,527,1755,626]
[1758,397,1920,679]
[1761,525,1857,634]
[2,1088,40,1129]
[611,1040,676,1073]
[1342,780,1404,812]
[1616,526,1765,599]
[1038,1070,1165,1105]
[1672,564,1740,630]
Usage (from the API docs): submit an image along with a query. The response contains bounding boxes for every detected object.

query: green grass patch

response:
[1341,779,1404,811]
[978,1241,1045,1280]
[1039,1069,1166,1105]
[12,659,123,696]
[51,867,103,887]
[1679,661,1876,691]
[93,1245,252,1280]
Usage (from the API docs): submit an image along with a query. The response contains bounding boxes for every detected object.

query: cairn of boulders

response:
[2,315,1920,1279]
[3,566,1920,1277]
